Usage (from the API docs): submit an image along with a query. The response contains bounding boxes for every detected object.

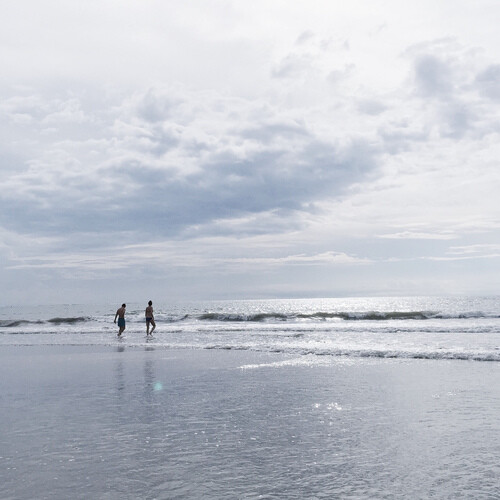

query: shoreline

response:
[1,341,499,364]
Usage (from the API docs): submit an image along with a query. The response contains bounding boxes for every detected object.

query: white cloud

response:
[446,244,500,257]
[228,251,371,267]
[378,232,457,240]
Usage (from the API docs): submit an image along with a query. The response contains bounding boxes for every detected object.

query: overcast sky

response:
[1,0,500,304]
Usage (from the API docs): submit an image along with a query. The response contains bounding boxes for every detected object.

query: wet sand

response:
[1,345,499,499]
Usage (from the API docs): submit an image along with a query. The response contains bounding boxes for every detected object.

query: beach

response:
[1,344,499,499]
[3,1,500,497]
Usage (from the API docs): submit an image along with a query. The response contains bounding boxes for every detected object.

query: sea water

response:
[1,297,499,499]
[1,296,500,361]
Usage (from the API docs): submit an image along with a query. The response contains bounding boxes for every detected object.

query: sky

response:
[1,0,500,304]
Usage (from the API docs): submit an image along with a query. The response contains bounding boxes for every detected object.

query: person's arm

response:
[114,310,118,323]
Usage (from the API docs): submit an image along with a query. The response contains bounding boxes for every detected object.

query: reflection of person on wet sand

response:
[114,304,126,336]
[145,300,156,336]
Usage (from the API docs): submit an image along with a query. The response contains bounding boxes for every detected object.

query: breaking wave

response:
[0,320,44,328]
[190,310,496,322]
[46,317,88,325]
[197,312,288,322]
[0,317,89,328]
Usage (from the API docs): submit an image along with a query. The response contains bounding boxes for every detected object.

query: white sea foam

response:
[239,355,332,370]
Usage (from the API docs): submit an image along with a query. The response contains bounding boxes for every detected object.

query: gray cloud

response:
[0,88,379,246]
[357,99,388,116]
[271,53,314,79]
[135,89,182,123]
[103,137,377,238]
[238,120,310,143]
[405,44,485,140]
[378,123,429,154]
[413,55,453,98]
[438,101,474,138]
[475,64,500,100]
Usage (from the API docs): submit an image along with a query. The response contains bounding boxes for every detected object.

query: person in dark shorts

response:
[114,304,126,336]
[145,300,156,336]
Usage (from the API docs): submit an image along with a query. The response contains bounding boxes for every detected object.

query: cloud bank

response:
[1,0,500,302]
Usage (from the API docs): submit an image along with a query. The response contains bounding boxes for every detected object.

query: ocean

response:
[1,296,500,361]
[1,297,499,499]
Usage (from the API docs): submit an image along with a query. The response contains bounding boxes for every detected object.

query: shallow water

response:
[1,346,499,499]
[1,297,500,362]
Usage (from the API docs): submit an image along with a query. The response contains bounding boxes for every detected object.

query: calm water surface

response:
[0,346,499,499]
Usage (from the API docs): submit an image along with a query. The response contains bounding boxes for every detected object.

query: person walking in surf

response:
[145,300,156,336]
[114,303,126,336]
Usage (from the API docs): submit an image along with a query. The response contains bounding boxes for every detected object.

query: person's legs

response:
[118,318,126,336]
[150,319,156,334]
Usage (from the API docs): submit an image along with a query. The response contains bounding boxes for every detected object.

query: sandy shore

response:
[1,345,499,499]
